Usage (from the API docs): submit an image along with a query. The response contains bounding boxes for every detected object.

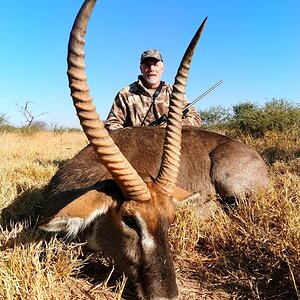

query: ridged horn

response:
[67,0,150,201]
[155,17,208,196]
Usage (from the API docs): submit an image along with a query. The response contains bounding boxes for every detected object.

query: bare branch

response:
[16,101,47,128]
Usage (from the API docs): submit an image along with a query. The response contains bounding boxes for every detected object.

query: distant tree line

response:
[1,98,299,137]
[0,113,81,134]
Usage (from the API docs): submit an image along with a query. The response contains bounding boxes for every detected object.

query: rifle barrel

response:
[186,79,223,110]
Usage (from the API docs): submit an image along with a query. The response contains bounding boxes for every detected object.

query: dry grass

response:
[171,168,300,299]
[0,225,125,299]
[0,130,299,299]
[0,131,126,299]
[0,131,88,209]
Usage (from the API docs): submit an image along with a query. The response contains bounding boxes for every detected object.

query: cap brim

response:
[141,56,161,63]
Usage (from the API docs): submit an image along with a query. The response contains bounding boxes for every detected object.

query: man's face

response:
[140,59,164,89]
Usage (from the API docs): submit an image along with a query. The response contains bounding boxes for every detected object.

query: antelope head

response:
[40,0,207,299]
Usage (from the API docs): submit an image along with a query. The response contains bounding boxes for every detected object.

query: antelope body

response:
[38,0,268,299]
[43,126,268,218]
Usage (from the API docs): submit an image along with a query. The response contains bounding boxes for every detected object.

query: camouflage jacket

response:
[105,76,201,131]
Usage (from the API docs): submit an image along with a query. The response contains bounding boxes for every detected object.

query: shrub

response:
[49,123,82,133]
[0,113,9,126]
[0,113,17,132]
[19,120,48,134]
[229,99,300,138]
[199,105,233,128]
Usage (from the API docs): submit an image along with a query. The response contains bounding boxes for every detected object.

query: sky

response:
[1,0,299,128]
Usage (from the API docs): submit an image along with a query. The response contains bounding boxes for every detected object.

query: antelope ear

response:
[173,188,206,206]
[39,190,115,237]
[173,189,220,220]
[172,186,193,204]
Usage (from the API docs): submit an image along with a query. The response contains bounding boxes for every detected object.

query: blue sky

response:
[1,0,299,128]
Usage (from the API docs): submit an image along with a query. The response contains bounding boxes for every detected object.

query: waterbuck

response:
[38,0,269,299]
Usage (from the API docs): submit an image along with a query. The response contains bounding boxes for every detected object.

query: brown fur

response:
[42,126,268,217]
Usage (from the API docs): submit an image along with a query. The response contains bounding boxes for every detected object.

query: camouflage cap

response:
[140,49,163,63]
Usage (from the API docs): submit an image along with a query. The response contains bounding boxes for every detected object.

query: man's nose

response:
[149,64,156,71]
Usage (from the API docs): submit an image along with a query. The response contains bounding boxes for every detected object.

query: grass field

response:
[0,129,299,299]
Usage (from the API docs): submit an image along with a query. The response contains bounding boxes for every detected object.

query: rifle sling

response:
[141,81,164,126]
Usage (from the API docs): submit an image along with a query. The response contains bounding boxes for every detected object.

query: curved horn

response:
[67,0,150,201]
[155,18,208,196]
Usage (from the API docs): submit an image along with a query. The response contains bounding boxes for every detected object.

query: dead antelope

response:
[38,0,269,299]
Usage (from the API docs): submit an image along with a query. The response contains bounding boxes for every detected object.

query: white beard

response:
[144,75,158,87]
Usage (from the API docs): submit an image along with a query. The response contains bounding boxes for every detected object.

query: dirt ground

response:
[176,262,233,300]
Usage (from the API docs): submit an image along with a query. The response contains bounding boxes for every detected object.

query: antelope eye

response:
[122,215,140,231]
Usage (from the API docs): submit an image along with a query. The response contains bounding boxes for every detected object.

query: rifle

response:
[149,80,223,127]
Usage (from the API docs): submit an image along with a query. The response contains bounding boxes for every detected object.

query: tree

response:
[16,101,47,128]
[199,105,233,127]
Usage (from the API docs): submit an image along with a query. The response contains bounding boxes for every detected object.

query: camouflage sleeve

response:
[181,98,201,127]
[105,92,127,131]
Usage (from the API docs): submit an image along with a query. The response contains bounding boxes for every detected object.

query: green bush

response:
[0,113,9,126]
[0,113,17,132]
[229,99,300,137]
[199,105,232,128]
